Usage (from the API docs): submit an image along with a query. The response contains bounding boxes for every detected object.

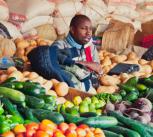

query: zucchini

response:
[32,109,64,124]
[0,86,25,102]
[107,126,141,137]
[77,116,118,128]
[62,112,85,123]
[25,95,45,109]
[103,130,124,137]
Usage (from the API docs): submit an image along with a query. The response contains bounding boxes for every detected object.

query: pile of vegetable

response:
[1,119,105,137]
[57,96,106,116]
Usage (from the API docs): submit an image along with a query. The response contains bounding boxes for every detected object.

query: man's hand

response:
[76,61,103,75]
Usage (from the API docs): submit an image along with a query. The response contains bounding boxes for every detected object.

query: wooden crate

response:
[65,88,93,101]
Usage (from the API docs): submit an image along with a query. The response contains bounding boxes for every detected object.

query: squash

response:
[54,82,69,97]
[0,38,16,58]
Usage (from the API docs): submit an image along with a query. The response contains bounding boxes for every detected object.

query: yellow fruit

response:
[73,96,82,106]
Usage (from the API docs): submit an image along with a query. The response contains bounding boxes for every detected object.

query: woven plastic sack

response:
[0,0,9,21]
[7,0,55,21]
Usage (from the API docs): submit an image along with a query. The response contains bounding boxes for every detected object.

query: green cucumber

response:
[32,109,64,124]
[80,112,98,117]
[107,126,141,137]
[25,95,45,109]
[4,77,17,83]
[119,84,137,93]
[62,112,85,124]
[0,87,25,102]
[103,130,124,137]
[125,77,138,87]
[77,116,118,128]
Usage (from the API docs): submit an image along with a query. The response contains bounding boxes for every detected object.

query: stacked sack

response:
[53,0,83,37]
[136,0,153,23]
[6,0,57,41]
[0,0,22,39]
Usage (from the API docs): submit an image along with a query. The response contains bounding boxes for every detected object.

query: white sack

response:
[55,0,83,17]
[0,21,22,39]
[0,0,9,21]
[21,16,53,33]
[7,0,55,21]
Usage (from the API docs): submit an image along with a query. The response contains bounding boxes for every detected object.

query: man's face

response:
[70,19,92,45]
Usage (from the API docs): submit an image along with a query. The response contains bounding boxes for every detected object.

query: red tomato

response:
[68,123,77,130]
[58,122,69,133]
[25,128,36,137]
[25,122,39,131]
[33,130,50,137]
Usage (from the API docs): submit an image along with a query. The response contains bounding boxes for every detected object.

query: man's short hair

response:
[70,15,91,27]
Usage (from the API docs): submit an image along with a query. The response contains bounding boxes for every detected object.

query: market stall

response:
[1,0,153,137]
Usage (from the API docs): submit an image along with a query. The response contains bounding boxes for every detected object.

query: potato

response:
[54,82,69,97]
[127,52,137,60]
[28,72,39,80]
[16,40,29,49]
[100,75,121,86]
[138,59,149,65]
[56,97,66,105]
[101,56,112,66]
[7,66,17,75]
[119,73,130,82]
[150,60,153,69]
[22,71,30,77]
[0,74,8,83]
[97,85,118,94]
[42,80,53,91]
[112,55,127,63]
[8,70,23,81]
[102,66,110,74]
[32,76,44,85]
[46,89,57,97]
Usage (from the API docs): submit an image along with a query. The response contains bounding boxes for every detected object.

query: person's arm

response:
[76,61,103,75]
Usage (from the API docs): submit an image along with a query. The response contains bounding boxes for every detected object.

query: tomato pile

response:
[1,119,105,137]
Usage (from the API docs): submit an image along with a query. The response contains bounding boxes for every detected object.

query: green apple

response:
[91,96,99,104]
[79,104,89,113]
[89,103,96,112]
[83,97,91,104]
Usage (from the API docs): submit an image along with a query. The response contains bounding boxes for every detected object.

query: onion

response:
[105,102,115,112]
[133,98,152,112]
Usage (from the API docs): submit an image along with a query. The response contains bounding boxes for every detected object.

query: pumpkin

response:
[54,82,69,97]
[0,38,16,58]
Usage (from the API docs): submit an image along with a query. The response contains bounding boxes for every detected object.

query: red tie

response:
[85,46,93,62]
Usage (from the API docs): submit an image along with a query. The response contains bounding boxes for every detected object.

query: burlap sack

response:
[102,20,135,53]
